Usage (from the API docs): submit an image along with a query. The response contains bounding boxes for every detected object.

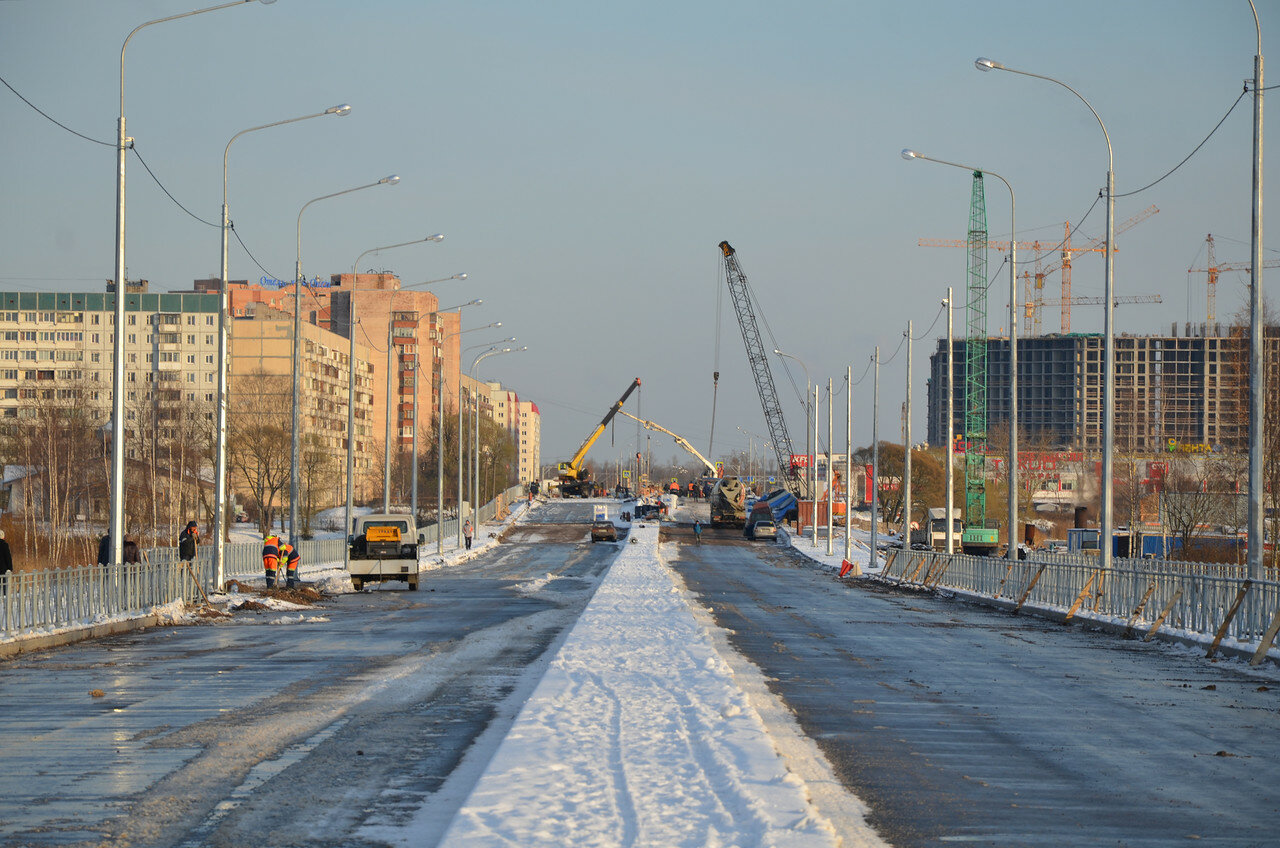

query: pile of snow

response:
[422,522,881,847]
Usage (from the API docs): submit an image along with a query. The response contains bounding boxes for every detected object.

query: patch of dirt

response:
[502,523,594,544]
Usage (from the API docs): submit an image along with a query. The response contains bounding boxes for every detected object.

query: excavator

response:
[556,378,641,497]
[616,410,718,478]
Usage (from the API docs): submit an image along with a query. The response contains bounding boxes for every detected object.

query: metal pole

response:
[217,105,348,591]
[112,0,255,569]
[813,383,819,547]
[1249,1,1266,579]
[826,378,834,556]
[1007,186,1019,561]
[458,385,464,547]
[845,364,852,563]
[437,359,445,554]
[383,316,395,509]
[904,321,912,552]
[411,356,420,519]
[945,287,955,555]
[292,176,399,548]
[870,348,880,568]
[972,59,1108,567]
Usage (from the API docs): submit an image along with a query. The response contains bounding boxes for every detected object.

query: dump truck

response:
[348,513,425,591]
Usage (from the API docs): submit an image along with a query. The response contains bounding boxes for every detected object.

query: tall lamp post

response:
[902,148,1017,560]
[342,239,444,574]
[975,58,1109,568]
[111,0,275,567]
[773,348,814,515]
[380,267,457,512]
[291,175,399,548]
[436,318,498,553]
[447,308,492,546]
[1247,1,1266,579]
[471,345,525,518]
[214,103,350,590]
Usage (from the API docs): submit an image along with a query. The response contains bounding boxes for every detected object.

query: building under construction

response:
[927,323,1280,454]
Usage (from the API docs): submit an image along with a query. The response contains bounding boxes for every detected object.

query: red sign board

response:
[790,454,811,469]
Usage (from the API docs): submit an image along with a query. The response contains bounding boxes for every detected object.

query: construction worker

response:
[281,542,301,588]
[262,533,280,589]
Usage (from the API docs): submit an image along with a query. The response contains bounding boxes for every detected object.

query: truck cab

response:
[348,514,425,591]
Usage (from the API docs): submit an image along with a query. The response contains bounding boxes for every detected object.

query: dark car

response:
[591,521,618,542]
[747,519,777,541]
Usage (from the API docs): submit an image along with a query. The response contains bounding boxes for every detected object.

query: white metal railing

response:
[876,548,1280,654]
[3,486,529,640]
[1,559,208,636]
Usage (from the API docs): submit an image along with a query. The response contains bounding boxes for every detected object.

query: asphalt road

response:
[664,521,1280,848]
[0,501,613,848]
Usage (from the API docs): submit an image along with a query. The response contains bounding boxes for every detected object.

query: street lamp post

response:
[291,175,399,548]
[870,347,880,568]
[443,306,490,547]
[903,322,912,554]
[342,240,445,576]
[468,348,522,522]
[902,147,1017,561]
[976,58,1109,567]
[1247,2,1266,579]
[773,348,813,516]
[111,0,275,567]
[471,346,525,515]
[944,288,955,555]
[213,103,349,590]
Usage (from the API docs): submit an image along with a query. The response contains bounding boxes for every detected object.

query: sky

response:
[0,1,1274,468]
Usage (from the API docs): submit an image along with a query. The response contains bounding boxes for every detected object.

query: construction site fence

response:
[0,559,209,637]
[0,485,528,639]
[877,548,1280,650]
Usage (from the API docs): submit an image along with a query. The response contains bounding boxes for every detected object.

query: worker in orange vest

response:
[281,542,301,588]
[262,534,280,588]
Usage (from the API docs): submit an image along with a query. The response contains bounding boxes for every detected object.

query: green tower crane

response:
[962,172,999,554]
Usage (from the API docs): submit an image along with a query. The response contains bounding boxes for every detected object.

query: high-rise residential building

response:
[227,304,378,501]
[516,400,541,485]
[927,325,1279,454]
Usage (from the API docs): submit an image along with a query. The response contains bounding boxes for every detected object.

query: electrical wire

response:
[1116,90,1247,198]
[230,226,280,281]
[130,145,218,227]
[0,73,113,146]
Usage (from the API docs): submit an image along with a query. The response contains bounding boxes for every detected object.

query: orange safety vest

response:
[282,545,300,573]
[263,535,280,571]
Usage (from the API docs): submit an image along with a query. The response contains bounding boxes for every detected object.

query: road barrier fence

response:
[0,485,528,638]
[877,548,1280,662]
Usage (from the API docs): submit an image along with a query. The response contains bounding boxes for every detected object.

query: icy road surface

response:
[0,501,617,847]
[664,519,1280,847]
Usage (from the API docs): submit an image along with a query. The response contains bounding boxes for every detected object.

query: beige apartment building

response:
[516,399,541,486]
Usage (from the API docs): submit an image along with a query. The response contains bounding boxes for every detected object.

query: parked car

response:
[591,521,618,542]
[747,519,777,541]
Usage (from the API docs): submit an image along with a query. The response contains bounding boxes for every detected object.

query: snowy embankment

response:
[423,521,885,848]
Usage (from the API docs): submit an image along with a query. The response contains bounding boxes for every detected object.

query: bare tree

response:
[228,372,291,536]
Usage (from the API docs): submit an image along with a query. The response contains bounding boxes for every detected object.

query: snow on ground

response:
[402,515,885,848]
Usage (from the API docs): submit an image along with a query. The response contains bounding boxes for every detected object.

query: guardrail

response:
[877,548,1280,663]
[1,486,530,639]
[1,559,209,636]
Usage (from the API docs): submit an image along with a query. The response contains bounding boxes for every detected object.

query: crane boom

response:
[556,378,641,496]
[718,241,802,495]
[616,410,718,477]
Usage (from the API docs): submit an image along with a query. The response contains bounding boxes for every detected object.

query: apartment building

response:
[516,400,541,485]
[0,289,220,451]
[927,325,1279,454]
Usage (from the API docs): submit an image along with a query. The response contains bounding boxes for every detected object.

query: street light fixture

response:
[444,309,492,547]
[342,235,444,574]
[902,147,1017,561]
[975,57,1114,571]
[290,175,399,547]
[212,103,351,589]
[110,0,274,567]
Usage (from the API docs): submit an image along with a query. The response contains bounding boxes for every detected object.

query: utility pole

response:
[903,321,913,552]
[870,348,880,568]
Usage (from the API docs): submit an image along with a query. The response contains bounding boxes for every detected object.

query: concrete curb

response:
[0,613,161,659]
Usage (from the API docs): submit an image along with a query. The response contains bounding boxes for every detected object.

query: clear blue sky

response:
[0,1,1272,467]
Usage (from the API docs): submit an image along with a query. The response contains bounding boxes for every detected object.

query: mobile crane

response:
[556,378,641,497]
[616,410,718,478]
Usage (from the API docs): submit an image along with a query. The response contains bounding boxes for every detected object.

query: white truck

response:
[922,507,963,551]
[348,513,425,591]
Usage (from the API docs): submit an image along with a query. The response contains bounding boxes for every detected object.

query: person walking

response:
[0,530,12,577]
[281,542,301,589]
[693,520,703,546]
[97,534,111,567]
[463,519,473,551]
[122,538,141,564]
[178,521,199,563]
[262,533,280,589]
